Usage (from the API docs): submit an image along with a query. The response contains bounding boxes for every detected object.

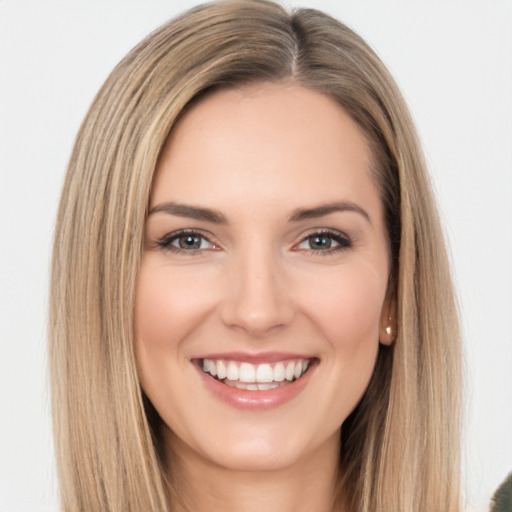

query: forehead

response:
[151,82,378,218]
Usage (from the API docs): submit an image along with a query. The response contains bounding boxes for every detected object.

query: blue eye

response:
[174,234,207,250]
[296,231,352,253]
[158,230,216,253]
[307,235,335,250]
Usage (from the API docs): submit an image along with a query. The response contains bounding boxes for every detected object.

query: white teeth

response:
[226,381,256,390]
[257,383,279,390]
[226,362,239,380]
[239,362,256,382]
[285,361,295,381]
[225,381,282,391]
[256,363,273,383]
[216,360,227,379]
[202,358,311,386]
[273,362,285,382]
[293,361,302,379]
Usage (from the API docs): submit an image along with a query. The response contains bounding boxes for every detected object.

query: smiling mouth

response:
[200,358,312,391]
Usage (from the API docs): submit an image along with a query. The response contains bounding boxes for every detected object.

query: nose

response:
[219,246,295,336]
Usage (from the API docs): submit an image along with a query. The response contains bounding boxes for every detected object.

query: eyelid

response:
[156,228,220,254]
[293,228,353,253]
[152,227,353,255]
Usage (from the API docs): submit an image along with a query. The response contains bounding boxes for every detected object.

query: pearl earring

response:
[385,326,392,336]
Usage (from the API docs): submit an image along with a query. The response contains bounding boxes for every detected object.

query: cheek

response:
[301,262,387,348]
[134,259,213,432]
[134,259,213,351]
[134,259,200,395]
[298,262,386,414]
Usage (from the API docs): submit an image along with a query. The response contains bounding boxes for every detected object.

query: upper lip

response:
[193,351,315,364]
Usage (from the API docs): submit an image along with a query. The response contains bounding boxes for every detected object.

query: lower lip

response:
[195,361,317,411]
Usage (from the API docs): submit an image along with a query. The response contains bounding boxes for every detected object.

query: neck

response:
[164,429,343,512]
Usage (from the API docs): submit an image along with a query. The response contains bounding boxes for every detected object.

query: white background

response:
[0,1,511,511]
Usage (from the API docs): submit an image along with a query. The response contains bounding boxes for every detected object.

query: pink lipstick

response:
[193,353,318,410]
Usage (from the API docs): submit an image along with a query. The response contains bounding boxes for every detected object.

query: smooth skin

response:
[135,81,393,512]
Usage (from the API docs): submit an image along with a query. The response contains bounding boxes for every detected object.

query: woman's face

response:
[135,82,392,473]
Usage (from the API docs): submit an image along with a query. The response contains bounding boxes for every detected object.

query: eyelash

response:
[156,229,218,255]
[156,229,353,255]
[295,229,353,255]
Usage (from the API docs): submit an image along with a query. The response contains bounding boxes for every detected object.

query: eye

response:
[157,230,218,253]
[295,230,352,253]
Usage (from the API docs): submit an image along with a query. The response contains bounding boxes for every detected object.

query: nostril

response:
[218,257,296,333]
[219,291,295,334]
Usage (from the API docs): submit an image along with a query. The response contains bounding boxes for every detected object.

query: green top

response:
[491,472,512,512]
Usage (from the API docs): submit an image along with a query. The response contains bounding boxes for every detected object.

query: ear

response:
[379,292,396,346]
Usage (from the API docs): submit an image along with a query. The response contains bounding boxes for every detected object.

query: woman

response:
[49,0,462,510]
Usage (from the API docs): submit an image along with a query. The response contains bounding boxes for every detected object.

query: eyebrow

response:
[289,201,371,224]
[148,201,228,224]
[148,200,371,225]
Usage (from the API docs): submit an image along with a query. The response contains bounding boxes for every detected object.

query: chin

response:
[201,440,312,473]
[165,418,341,475]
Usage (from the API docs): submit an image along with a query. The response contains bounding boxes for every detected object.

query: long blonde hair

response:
[49,1,462,510]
